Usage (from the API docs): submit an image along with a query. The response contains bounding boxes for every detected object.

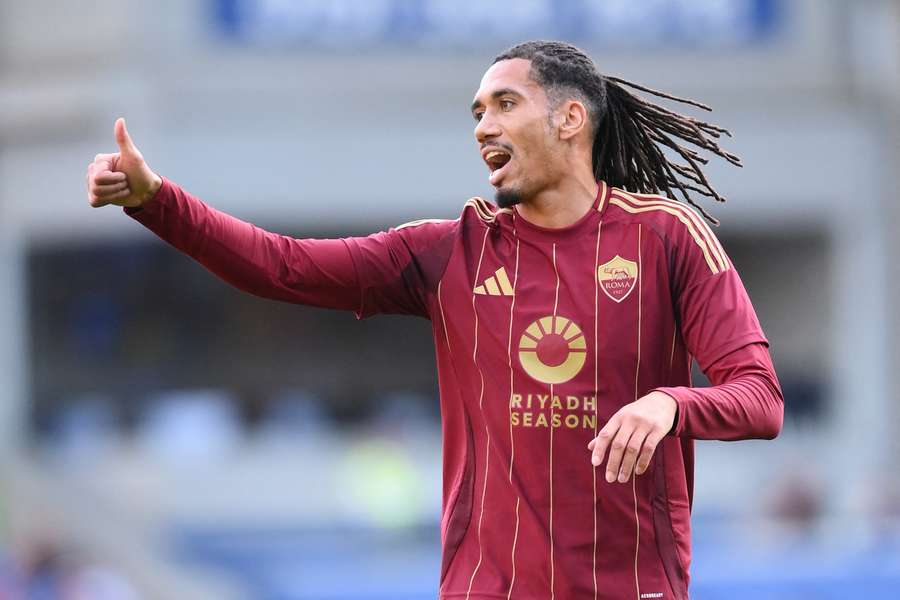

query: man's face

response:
[471,58,560,207]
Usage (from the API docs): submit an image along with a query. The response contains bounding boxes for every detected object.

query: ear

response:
[557,100,588,141]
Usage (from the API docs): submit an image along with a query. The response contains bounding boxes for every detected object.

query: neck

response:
[514,165,599,229]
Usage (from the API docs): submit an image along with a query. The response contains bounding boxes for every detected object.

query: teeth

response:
[485,151,508,161]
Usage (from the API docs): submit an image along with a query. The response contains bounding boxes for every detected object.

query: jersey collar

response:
[511,180,610,243]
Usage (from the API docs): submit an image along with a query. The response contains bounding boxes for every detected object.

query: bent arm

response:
[655,342,784,441]
[125,177,361,311]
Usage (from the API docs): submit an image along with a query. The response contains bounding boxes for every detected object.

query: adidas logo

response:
[474,267,514,296]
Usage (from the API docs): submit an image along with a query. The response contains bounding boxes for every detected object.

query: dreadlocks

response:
[493,41,741,225]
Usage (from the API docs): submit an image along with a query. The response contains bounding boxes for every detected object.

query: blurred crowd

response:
[0,540,138,600]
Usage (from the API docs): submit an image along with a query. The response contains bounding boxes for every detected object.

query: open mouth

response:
[483,149,512,185]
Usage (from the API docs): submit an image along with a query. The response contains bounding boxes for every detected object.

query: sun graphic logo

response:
[518,316,587,384]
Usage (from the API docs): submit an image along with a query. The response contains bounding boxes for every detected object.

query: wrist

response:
[646,391,678,434]
[140,173,163,207]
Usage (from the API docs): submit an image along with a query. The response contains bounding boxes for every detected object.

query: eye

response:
[473,110,484,122]
[500,99,515,111]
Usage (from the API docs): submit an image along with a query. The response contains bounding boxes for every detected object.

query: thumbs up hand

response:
[86,118,162,208]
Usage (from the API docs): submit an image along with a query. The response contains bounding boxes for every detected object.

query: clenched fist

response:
[86,118,162,209]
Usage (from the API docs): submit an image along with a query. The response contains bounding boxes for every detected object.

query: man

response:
[86,41,782,600]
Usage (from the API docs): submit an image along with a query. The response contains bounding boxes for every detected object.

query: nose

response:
[474,111,501,144]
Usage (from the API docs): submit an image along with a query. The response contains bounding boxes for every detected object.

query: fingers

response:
[92,180,129,197]
[86,136,135,207]
[94,170,126,185]
[587,413,664,483]
[634,429,665,476]
[604,426,637,483]
[615,426,650,483]
[86,166,130,208]
[589,416,618,467]
[93,152,119,171]
[89,187,131,208]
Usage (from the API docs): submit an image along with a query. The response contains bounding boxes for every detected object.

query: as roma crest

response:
[598,255,638,303]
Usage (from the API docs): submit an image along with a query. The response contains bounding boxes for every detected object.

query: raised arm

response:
[126,179,362,310]
[85,119,457,316]
[85,119,362,310]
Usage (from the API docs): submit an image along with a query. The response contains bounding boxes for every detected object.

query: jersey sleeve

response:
[657,213,781,440]
[124,178,456,318]
[670,219,768,372]
[343,218,458,318]
[656,342,784,440]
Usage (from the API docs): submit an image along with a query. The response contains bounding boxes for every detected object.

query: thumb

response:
[115,117,138,156]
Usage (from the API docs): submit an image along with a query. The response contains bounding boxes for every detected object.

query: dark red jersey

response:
[126,179,782,600]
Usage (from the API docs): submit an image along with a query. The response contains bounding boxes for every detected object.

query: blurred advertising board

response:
[213,0,782,49]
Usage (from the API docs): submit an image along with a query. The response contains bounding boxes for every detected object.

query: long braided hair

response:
[494,41,740,225]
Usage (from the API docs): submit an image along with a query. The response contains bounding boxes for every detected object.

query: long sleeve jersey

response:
[125,178,783,600]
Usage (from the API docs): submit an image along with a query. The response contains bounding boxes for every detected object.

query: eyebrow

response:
[471,88,524,114]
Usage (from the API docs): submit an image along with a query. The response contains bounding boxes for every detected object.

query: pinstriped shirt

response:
[128,179,781,600]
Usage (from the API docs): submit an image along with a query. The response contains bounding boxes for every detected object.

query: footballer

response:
[86,41,782,599]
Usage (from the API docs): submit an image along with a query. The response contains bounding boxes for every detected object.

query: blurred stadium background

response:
[1,0,899,598]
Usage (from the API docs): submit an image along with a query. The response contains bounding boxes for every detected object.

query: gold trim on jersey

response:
[592,220,603,600]
[609,190,729,275]
[621,189,728,271]
[464,197,513,224]
[466,435,490,600]
[437,280,452,357]
[465,197,498,223]
[549,243,559,600]
[595,180,608,214]
[632,224,643,600]
[393,217,456,230]
[669,328,677,370]
[507,497,520,600]
[506,239,521,600]
[465,227,492,600]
